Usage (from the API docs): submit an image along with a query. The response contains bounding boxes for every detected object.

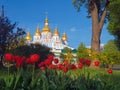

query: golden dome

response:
[34,27,40,36]
[25,32,32,41]
[42,17,51,32]
[42,26,51,32]
[62,32,67,41]
[53,28,60,36]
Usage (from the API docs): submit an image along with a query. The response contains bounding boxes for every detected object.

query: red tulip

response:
[107,69,113,74]
[57,64,63,69]
[79,58,85,64]
[13,55,21,62]
[53,58,59,64]
[38,62,45,67]
[22,56,26,61]
[4,53,13,62]
[30,54,40,63]
[49,64,56,69]
[69,64,77,70]
[85,60,91,66]
[16,57,24,67]
[94,61,100,66]
[63,60,68,66]
[62,67,68,73]
[41,66,45,71]
[26,58,34,64]
[44,59,52,66]
[78,63,83,69]
[48,55,54,60]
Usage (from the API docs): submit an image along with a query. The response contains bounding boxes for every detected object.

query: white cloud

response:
[70,27,76,32]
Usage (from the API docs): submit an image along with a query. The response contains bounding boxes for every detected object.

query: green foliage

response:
[7,44,51,62]
[62,47,72,53]
[60,47,74,61]
[0,17,25,55]
[0,68,119,90]
[104,40,118,51]
[72,0,110,18]
[99,40,120,65]
[77,43,90,59]
[0,69,40,90]
[60,53,66,60]
[17,36,26,47]
[108,0,120,50]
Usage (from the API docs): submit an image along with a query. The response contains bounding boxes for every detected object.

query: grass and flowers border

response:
[0,53,120,90]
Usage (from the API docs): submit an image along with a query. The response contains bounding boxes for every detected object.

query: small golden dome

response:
[42,17,51,32]
[53,28,60,36]
[62,32,67,41]
[34,27,40,36]
[25,32,32,41]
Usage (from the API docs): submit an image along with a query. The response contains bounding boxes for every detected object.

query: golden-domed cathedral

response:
[25,17,72,57]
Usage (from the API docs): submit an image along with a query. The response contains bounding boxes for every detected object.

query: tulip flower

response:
[16,56,25,68]
[57,64,63,70]
[5,53,13,62]
[38,62,45,67]
[48,55,54,60]
[30,54,40,63]
[63,60,68,66]
[62,67,68,73]
[41,66,46,71]
[68,64,77,70]
[26,58,33,64]
[53,58,59,64]
[107,69,113,74]
[85,60,91,66]
[30,54,40,81]
[4,53,13,76]
[44,59,52,66]
[13,55,21,62]
[78,63,83,69]
[94,61,100,67]
[79,58,85,64]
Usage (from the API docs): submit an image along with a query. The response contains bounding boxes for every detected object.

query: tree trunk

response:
[91,3,108,53]
[91,4,101,53]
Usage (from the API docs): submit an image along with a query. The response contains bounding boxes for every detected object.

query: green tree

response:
[99,40,120,67]
[5,27,26,51]
[0,6,25,60]
[72,0,111,53]
[77,43,89,59]
[107,0,120,50]
[61,47,73,61]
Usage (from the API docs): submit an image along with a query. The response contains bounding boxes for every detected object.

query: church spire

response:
[45,12,48,26]
[62,32,67,41]
[1,5,4,17]
[42,14,51,32]
[34,27,41,36]
[53,27,60,36]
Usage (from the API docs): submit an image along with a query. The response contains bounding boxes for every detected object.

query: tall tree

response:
[99,40,120,66]
[77,43,89,59]
[0,5,25,60]
[107,0,120,50]
[72,0,111,53]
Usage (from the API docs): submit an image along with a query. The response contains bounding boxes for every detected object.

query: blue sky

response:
[0,0,114,48]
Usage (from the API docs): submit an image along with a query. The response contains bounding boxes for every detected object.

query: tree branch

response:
[99,0,109,31]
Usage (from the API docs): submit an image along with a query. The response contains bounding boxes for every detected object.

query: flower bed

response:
[0,53,119,90]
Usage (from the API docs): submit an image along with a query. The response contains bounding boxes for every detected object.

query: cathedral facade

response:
[25,17,72,58]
